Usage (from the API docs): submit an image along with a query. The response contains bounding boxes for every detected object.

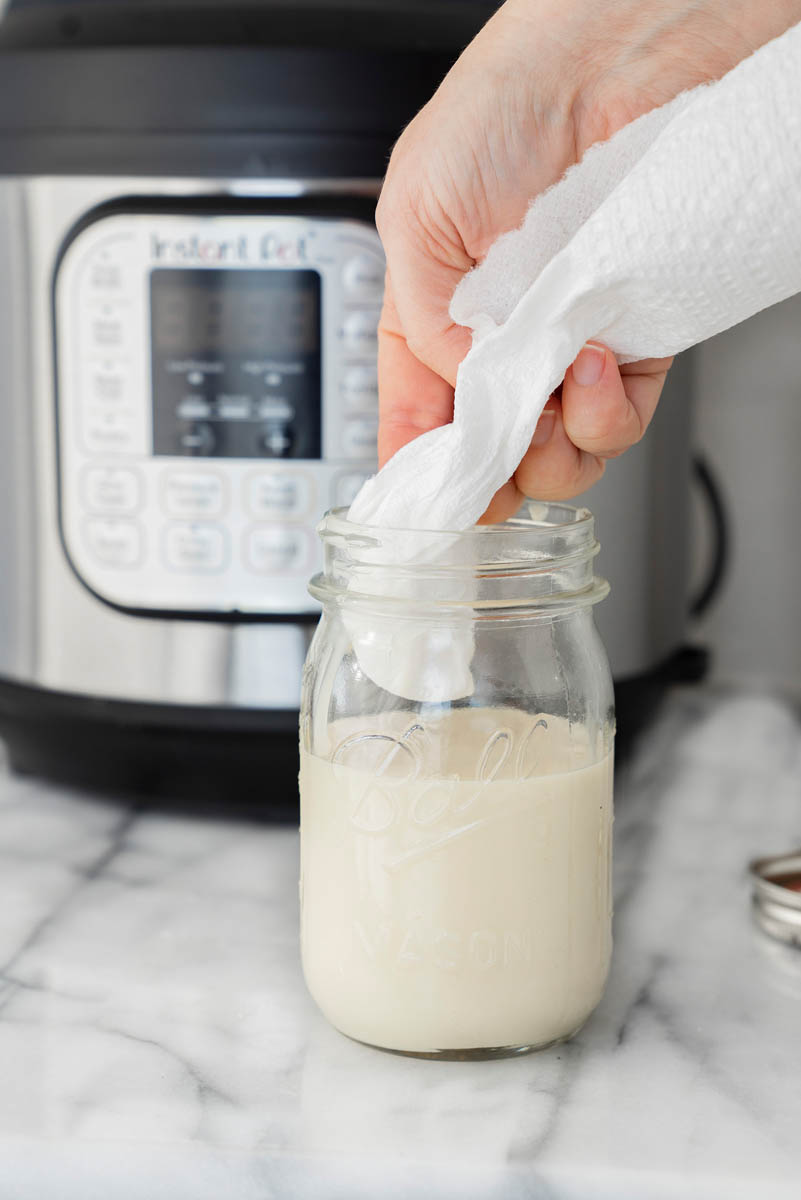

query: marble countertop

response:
[0,688,800,1199]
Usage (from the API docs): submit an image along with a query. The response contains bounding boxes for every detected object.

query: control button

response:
[341,364,378,411]
[256,362,305,384]
[261,426,294,457]
[343,417,378,460]
[343,310,379,356]
[335,471,371,508]
[88,261,124,291]
[163,472,225,518]
[343,252,384,300]
[257,398,294,422]
[90,363,128,403]
[217,395,252,420]
[83,409,136,455]
[83,467,141,515]
[178,396,213,421]
[164,523,227,572]
[85,518,142,568]
[89,313,125,349]
[246,526,310,574]
[181,423,216,455]
[247,472,314,520]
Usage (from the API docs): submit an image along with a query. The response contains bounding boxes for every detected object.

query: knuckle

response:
[516,453,605,502]
[375,189,399,241]
[568,406,642,456]
[563,403,613,447]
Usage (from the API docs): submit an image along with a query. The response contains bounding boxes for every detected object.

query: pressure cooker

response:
[0,0,698,806]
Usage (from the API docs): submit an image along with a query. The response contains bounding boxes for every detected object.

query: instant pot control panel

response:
[54,210,382,614]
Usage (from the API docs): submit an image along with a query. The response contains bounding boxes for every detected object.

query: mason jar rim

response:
[310,501,609,613]
[320,501,596,543]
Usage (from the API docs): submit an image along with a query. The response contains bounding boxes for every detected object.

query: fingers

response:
[372,104,478,463]
[375,179,473,388]
[490,345,673,512]
[562,343,671,458]
[513,398,607,502]
[377,312,674,516]
[377,280,457,468]
[480,478,525,525]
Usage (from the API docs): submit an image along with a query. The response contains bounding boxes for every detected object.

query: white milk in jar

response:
[301,504,615,1058]
[300,708,613,1055]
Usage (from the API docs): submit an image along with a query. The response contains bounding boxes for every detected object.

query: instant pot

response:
[0,0,702,806]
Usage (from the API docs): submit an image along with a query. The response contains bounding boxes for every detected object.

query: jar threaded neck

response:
[310,502,609,612]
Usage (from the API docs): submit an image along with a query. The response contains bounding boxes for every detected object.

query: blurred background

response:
[691,299,801,699]
[0,0,798,812]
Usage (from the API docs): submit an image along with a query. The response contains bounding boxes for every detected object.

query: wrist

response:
[498,0,801,153]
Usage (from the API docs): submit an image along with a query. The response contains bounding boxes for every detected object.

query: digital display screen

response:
[151,268,320,355]
[149,267,322,460]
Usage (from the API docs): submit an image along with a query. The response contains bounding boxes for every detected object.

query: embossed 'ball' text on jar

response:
[299,503,615,1059]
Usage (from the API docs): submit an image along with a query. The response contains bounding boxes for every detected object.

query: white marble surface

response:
[0,688,800,1199]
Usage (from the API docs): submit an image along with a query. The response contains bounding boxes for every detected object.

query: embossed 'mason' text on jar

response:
[299,503,614,1060]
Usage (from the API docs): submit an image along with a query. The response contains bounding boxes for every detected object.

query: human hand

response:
[376,0,801,520]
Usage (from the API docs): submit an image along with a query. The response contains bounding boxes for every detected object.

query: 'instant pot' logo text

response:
[149,232,309,265]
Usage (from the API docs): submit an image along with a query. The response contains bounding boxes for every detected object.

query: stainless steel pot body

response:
[0,173,692,720]
[0,174,385,711]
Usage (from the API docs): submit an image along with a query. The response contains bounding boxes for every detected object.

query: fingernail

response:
[572,343,606,387]
[531,407,556,447]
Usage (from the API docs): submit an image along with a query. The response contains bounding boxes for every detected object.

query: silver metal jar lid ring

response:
[749,849,801,947]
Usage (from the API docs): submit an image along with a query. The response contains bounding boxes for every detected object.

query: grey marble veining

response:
[0,689,800,1199]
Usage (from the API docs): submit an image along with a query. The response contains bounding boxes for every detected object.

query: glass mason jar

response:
[299,503,614,1059]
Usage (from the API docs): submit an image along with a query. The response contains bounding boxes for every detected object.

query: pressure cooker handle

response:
[689,453,730,619]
